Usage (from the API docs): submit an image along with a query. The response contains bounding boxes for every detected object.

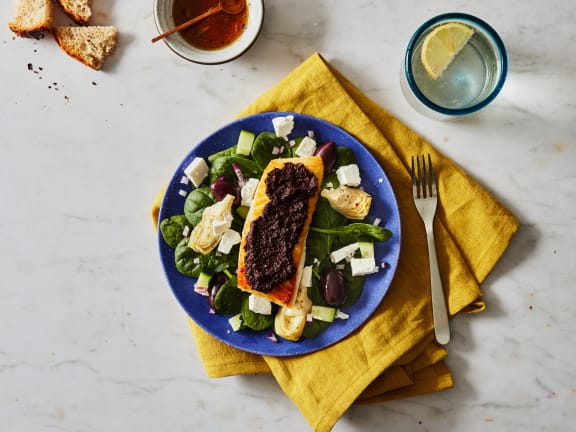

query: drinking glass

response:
[401,13,507,119]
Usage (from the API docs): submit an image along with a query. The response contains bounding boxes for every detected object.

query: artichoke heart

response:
[274,252,313,341]
[188,194,235,254]
[274,285,312,341]
[321,185,372,220]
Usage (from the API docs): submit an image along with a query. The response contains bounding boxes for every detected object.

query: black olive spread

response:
[245,163,318,293]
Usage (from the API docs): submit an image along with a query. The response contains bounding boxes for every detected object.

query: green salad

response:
[160,116,392,342]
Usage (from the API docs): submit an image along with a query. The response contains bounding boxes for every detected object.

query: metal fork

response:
[411,154,450,345]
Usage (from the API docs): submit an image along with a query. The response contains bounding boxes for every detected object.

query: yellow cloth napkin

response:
[151,53,519,432]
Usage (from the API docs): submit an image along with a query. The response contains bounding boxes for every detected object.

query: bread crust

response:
[53,26,117,70]
[56,0,92,25]
[8,0,53,39]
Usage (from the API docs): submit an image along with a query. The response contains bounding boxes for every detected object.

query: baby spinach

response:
[341,265,365,307]
[200,245,239,274]
[175,238,202,277]
[214,276,243,314]
[336,146,357,166]
[251,132,290,170]
[209,156,261,184]
[240,295,275,331]
[184,187,214,227]
[207,145,238,163]
[160,215,189,248]
[310,223,392,242]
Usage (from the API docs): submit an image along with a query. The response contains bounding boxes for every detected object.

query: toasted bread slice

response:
[237,157,324,307]
[53,26,117,70]
[8,0,53,39]
[56,0,91,25]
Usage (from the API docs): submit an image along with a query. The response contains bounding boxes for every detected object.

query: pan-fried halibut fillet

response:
[237,156,324,307]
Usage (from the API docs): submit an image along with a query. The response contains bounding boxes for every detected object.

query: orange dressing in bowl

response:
[172,0,248,50]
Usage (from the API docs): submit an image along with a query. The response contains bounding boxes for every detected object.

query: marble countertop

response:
[1,0,574,430]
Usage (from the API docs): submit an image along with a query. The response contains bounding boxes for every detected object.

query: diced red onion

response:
[373,217,382,226]
[232,162,247,187]
[180,175,189,184]
[178,189,188,197]
[182,225,190,237]
[288,139,296,147]
[194,286,209,296]
[307,130,315,138]
[266,332,278,342]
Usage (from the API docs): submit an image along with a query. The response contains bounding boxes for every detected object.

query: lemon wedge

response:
[421,22,475,79]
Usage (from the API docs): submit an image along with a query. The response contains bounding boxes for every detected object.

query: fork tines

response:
[411,154,437,199]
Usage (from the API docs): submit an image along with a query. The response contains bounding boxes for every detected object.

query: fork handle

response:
[425,226,451,345]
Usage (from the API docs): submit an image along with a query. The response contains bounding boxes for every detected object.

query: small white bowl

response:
[153,0,264,64]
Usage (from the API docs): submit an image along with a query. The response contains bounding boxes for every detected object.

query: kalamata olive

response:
[320,267,346,306]
[208,272,228,310]
[314,141,337,172]
[210,176,241,206]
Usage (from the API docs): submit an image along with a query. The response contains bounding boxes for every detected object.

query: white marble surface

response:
[1,0,575,430]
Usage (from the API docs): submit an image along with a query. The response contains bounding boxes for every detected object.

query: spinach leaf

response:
[200,245,239,274]
[174,238,202,277]
[183,187,214,227]
[240,295,274,331]
[302,319,330,338]
[311,197,348,229]
[305,231,333,267]
[309,223,392,242]
[336,146,357,167]
[207,145,237,164]
[341,264,364,307]
[209,156,261,184]
[160,215,189,248]
[214,276,243,314]
[251,132,289,170]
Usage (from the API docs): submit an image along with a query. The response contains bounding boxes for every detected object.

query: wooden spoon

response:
[152,0,246,43]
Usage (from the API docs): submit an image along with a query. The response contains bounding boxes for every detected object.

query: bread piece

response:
[53,26,117,70]
[8,0,53,39]
[237,157,324,307]
[56,0,91,25]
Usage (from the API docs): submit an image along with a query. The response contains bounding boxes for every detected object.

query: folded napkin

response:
[151,52,519,431]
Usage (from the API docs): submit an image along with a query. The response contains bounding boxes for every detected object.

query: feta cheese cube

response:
[248,294,272,315]
[217,229,241,254]
[350,257,379,276]
[241,178,259,207]
[330,242,360,264]
[295,136,317,157]
[336,164,361,187]
[183,157,209,187]
[272,115,295,139]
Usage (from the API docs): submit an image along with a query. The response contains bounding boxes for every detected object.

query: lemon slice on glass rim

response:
[421,22,475,80]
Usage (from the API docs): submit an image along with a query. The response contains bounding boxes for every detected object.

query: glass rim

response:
[404,12,508,116]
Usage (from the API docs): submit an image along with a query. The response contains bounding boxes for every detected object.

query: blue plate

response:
[158,112,401,356]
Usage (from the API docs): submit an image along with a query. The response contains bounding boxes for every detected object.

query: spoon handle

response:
[152,5,222,43]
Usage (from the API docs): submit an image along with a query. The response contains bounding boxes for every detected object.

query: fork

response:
[411,154,450,345]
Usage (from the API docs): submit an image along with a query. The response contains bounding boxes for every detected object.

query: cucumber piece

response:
[195,271,212,290]
[236,130,255,156]
[311,305,337,323]
[228,313,244,331]
[358,241,374,258]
